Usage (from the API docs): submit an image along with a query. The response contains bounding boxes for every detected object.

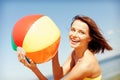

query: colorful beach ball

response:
[11,14,60,64]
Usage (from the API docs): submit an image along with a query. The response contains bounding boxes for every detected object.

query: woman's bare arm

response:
[52,51,75,80]
[18,53,48,80]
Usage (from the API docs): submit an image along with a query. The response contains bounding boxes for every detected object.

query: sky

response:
[0,0,120,80]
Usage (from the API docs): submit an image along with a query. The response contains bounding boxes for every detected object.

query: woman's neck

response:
[74,46,88,59]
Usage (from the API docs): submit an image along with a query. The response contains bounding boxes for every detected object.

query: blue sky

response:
[0,0,120,80]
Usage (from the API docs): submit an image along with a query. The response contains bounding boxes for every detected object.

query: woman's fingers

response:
[18,53,28,66]
[18,53,24,62]
[17,53,37,70]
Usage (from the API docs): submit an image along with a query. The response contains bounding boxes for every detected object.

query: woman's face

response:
[69,20,92,48]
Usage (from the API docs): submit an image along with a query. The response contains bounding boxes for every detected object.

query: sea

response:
[99,54,120,80]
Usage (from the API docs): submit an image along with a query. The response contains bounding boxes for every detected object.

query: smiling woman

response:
[1,0,119,80]
[69,19,92,49]
[52,15,112,80]
[16,15,112,80]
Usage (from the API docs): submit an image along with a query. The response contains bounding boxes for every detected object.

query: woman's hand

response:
[16,47,38,71]
[17,53,48,80]
[16,47,48,80]
[18,53,37,71]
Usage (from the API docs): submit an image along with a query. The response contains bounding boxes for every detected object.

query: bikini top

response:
[83,75,102,80]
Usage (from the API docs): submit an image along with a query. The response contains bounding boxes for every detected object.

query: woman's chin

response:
[70,44,78,48]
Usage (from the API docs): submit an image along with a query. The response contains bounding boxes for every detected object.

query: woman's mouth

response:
[70,39,80,44]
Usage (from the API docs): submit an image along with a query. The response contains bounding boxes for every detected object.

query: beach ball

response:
[11,14,60,64]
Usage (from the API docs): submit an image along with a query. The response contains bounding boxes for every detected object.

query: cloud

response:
[107,30,114,35]
[107,29,120,35]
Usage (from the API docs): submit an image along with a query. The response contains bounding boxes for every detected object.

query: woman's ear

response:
[88,37,92,42]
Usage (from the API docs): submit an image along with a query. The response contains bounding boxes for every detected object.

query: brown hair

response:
[71,15,112,53]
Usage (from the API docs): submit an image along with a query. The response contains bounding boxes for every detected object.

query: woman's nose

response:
[72,31,78,37]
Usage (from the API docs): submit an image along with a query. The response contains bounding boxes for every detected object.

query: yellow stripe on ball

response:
[22,16,60,52]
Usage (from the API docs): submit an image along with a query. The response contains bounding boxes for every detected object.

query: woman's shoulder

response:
[83,50,101,76]
[75,50,99,70]
[84,49,97,63]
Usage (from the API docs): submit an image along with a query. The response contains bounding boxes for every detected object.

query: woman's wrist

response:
[30,65,38,71]
[31,66,47,80]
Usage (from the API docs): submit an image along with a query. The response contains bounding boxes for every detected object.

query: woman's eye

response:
[78,31,85,34]
[71,28,75,32]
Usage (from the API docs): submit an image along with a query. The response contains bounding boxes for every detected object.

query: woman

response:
[18,15,112,80]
